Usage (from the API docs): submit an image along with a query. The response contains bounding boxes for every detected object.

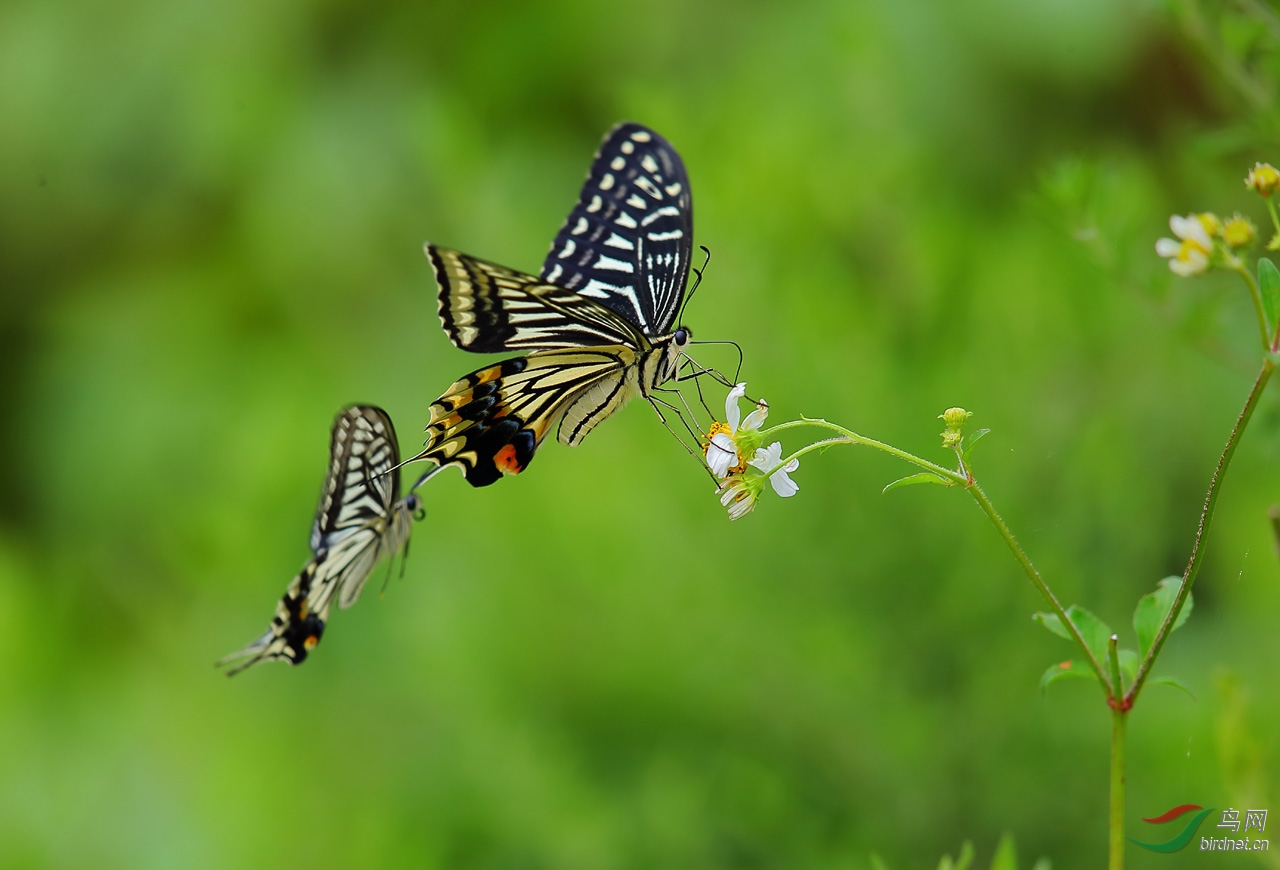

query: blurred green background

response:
[3,0,1280,866]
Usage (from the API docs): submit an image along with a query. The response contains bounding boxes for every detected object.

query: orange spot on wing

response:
[304,635,319,650]
[494,443,524,475]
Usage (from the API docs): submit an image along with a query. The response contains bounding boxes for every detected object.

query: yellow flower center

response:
[1177,238,1208,262]
[703,421,749,474]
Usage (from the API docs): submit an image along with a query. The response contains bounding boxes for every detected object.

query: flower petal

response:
[707,433,737,477]
[749,442,784,473]
[769,462,800,498]
[1155,238,1181,258]
[725,383,746,432]
[741,400,769,432]
[1171,214,1211,249]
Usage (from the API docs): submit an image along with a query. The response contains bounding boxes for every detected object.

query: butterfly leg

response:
[646,393,720,485]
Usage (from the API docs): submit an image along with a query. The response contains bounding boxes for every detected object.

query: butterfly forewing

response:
[220,405,419,676]
[539,123,693,336]
[310,407,401,551]
[430,245,645,352]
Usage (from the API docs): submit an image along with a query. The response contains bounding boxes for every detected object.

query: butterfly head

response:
[645,325,693,391]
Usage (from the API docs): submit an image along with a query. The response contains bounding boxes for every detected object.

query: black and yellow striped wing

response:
[417,124,694,489]
[429,245,646,352]
[540,122,693,335]
[219,406,420,676]
[407,349,639,487]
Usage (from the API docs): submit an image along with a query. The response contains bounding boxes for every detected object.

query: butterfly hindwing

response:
[410,349,637,486]
[539,123,693,336]
[220,405,420,676]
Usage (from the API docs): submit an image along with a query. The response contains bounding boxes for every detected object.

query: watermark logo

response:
[1129,804,1269,853]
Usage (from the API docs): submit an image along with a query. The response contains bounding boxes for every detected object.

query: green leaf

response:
[882,472,949,494]
[1065,605,1113,665]
[1133,576,1193,658]
[1040,659,1097,692]
[1151,674,1196,701]
[1033,605,1113,665]
[1031,612,1071,640]
[989,833,1017,870]
[1261,257,1280,329]
[961,428,991,460]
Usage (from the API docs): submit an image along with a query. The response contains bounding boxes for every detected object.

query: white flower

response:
[749,441,800,497]
[717,474,762,520]
[705,382,769,478]
[1155,214,1213,277]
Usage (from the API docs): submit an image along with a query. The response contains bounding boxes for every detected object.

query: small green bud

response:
[939,407,971,449]
[1268,231,1280,252]
[940,407,971,432]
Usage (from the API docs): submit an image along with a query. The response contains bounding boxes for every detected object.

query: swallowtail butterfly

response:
[410,122,697,486]
[219,405,423,676]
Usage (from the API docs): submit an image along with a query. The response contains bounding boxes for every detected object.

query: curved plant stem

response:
[1229,261,1272,350]
[766,417,1111,691]
[967,483,1112,694]
[1125,358,1275,706]
[765,418,966,484]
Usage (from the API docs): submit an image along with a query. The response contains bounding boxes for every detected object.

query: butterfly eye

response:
[674,327,691,345]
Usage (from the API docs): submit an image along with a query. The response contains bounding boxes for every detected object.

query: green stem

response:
[768,416,1109,691]
[767,418,967,484]
[967,482,1112,694]
[1267,197,1280,239]
[1110,701,1127,870]
[1229,259,1271,350]
[1124,358,1275,706]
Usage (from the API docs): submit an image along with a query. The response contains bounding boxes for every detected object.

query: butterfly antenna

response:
[676,245,712,327]
[687,339,745,386]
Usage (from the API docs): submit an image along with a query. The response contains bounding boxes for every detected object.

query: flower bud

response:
[1222,214,1256,249]
[1246,162,1280,198]
[1197,212,1222,238]
[940,407,971,433]
[939,407,970,449]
